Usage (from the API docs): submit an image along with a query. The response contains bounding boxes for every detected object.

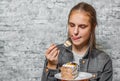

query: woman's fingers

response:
[54,50,60,59]
[46,44,56,55]
[45,44,60,65]
[49,47,58,57]
[48,48,59,62]
[51,49,58,58]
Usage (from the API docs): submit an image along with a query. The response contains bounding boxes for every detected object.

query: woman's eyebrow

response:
[69,22,87,26]
[79,24,88,26]
[68,22,74,24]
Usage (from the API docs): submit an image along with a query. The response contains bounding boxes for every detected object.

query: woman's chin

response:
[72,41,81,46]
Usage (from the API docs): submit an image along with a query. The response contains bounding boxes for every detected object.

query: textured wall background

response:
[0,0,120,81]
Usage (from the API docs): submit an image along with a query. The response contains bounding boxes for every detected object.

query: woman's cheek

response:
[68,29,72,36]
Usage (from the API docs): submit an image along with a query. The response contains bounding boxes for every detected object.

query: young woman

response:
[41,2,113,81]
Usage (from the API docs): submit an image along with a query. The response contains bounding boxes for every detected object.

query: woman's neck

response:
[72,44,89,55]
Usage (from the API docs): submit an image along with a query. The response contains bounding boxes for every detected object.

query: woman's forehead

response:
[69,11,90,24]
[70,9,90,16]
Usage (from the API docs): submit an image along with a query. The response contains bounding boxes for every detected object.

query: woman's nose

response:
[74,27,79,35]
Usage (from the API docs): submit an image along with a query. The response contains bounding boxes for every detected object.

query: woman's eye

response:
[79,25,87,29]
[69,23,75,27]
[81,26,85,28]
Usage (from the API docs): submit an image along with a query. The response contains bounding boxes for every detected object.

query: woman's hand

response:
[45,44,60,69]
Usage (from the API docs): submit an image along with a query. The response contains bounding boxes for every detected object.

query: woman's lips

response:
[71,36,81,40]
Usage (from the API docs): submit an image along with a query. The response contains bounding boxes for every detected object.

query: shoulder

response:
[91,48,112,61]
[91,48,112,70]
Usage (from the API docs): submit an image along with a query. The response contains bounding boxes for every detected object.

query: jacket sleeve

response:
[41,59,60,81]
[99,57,113,81]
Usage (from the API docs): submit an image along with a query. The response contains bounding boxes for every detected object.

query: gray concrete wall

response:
[0,0,120,81]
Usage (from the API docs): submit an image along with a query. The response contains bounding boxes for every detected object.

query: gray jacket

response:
[41,44,113,81]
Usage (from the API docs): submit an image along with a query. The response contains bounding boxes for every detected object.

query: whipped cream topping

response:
[62,62,78,68]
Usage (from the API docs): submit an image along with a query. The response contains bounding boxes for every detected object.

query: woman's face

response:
[68,11,91,46]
